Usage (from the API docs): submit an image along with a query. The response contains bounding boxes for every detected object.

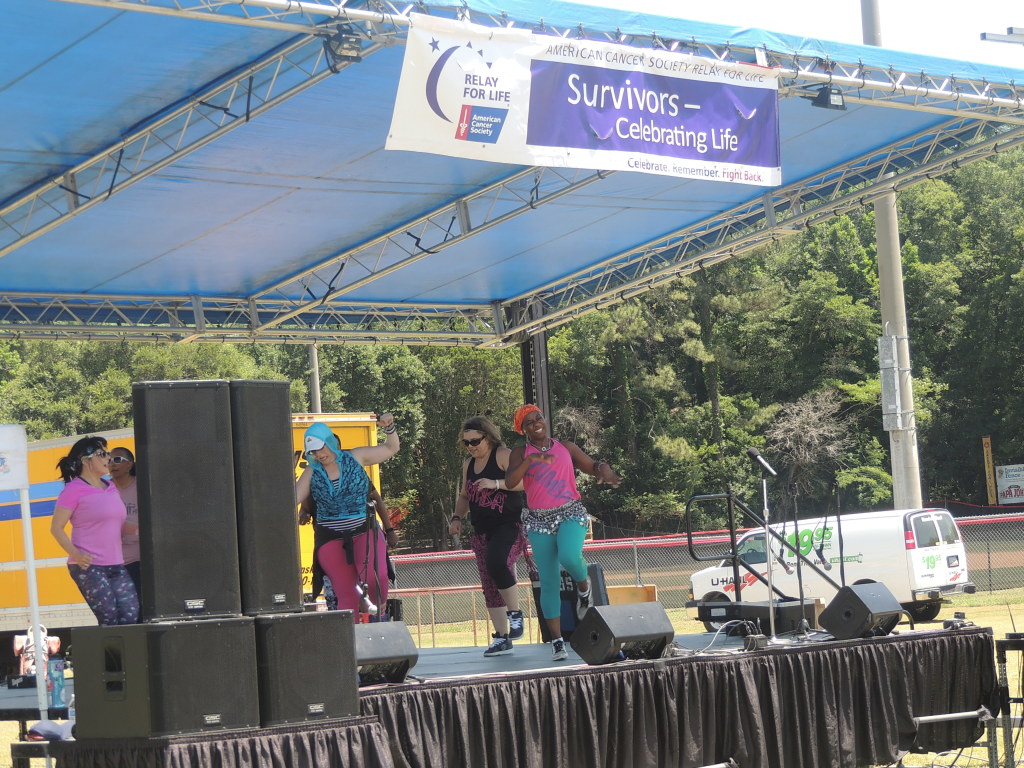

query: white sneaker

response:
[551,637,568,661]
[575,587,592,621]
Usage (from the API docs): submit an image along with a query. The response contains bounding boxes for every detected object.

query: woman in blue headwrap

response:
[295,413,400,615]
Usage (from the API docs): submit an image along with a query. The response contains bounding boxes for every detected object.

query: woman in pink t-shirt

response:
[505,404,621,662]
[51,436,140,626]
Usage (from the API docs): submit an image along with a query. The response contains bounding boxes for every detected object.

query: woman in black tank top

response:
[450,416,531,657]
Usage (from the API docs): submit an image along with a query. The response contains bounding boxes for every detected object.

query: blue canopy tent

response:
[1,0,1023,347]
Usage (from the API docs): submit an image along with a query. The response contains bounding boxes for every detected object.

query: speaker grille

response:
[230,380,303,615]
[133,380,241,620]
[354,622,418,685]
[254,611,359,725]
[819,584,904,640]
[570,602,675,665]
[73,619,259,738]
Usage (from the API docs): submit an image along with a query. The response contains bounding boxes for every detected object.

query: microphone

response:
[815,546,833,570]
[746,447,777,477]
[775,552,794,575]
[356,582,378,616]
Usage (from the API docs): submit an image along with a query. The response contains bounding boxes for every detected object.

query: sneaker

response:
[483,633,513,657]
[507,609,525,640]
[575,587,592,621]
[551,637,568,661]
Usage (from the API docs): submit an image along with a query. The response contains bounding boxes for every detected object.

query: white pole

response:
[2,424,48,721]
[862,0,923,510]
[21,487,50,721]
[309,343,322,413]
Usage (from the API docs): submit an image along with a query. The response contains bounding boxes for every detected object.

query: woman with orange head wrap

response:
[505,405,621,661]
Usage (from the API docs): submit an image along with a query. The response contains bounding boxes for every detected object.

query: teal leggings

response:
[528,520,589,618]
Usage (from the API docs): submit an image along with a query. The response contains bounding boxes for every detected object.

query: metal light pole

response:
[862,0,923,510]
[308,343,322,413]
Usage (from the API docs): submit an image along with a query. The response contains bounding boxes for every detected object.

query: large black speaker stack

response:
[73,379,360,739]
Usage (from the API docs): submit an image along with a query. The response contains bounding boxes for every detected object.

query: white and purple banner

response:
[387,14,781,186]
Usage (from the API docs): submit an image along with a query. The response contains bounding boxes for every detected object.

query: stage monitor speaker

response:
[354,621,418,685]
[819,583,904,641]
[230,380,303,616]
[570,602,675,666]
[133,380,241,620]
[254,611,359,726]
[72,618,258,739]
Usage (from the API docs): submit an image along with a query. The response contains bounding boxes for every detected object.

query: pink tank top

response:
[522,439,580,510]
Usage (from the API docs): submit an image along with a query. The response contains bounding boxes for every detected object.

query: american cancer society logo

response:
[422,36,509,144]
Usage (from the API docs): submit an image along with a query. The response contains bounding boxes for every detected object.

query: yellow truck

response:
[0,413,380,635]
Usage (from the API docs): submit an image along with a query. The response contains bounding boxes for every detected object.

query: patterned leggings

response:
[469,524,529,608]
[68,564,140,626]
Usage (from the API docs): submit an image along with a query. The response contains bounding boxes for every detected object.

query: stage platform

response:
[44,626,998,768]
[401,627,746,681]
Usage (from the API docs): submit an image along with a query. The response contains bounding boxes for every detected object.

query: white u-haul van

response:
[689,508,974,629]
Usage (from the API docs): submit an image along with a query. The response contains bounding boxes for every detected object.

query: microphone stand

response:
[760,472,777,639]
[790,485,811,637]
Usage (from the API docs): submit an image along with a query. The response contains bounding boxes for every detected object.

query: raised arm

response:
[350,412,400,467]
[564,441,622,488]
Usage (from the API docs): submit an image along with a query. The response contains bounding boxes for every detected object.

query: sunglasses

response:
[109,456,132,465]
[461,437,485,448]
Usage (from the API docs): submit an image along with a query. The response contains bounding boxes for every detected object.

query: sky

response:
[565,0,1024,70]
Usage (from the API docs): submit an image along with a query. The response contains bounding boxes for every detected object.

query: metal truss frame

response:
[3,0,1023,344]
[491,120,1024,344]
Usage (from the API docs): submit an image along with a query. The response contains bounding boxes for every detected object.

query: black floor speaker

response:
[230,380,303,616]
[133,380,241,620]
[819,583,904,640]
[570,602,675,665]
[254,611,359,726]
[72,618,259,738]
[354,621,418,685]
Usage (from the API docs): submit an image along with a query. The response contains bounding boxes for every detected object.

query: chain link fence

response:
[389,512,1024,647]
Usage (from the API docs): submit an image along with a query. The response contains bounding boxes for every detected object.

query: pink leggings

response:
[317,529,389,612]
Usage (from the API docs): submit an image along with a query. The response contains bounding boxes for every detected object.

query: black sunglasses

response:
[461,436,485,448]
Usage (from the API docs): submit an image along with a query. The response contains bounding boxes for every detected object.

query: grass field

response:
[3,590,1022,768]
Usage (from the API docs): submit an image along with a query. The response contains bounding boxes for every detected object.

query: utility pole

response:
[862,0,923,509]
[308,343,322,413]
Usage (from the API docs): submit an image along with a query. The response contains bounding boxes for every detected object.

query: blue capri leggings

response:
[527,519,589,619]
[68,564,140,626]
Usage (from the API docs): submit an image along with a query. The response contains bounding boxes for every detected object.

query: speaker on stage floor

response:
[230,380,303,616]
[570,602,675,666]
[354,621,418,685]
[133,380,241,620]
[254,611,359,726]
[819,583,904,641]
[72,618,259,739]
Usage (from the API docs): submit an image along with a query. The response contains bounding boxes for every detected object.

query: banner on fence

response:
[996,463,1024,504]
[387,14,781,186]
